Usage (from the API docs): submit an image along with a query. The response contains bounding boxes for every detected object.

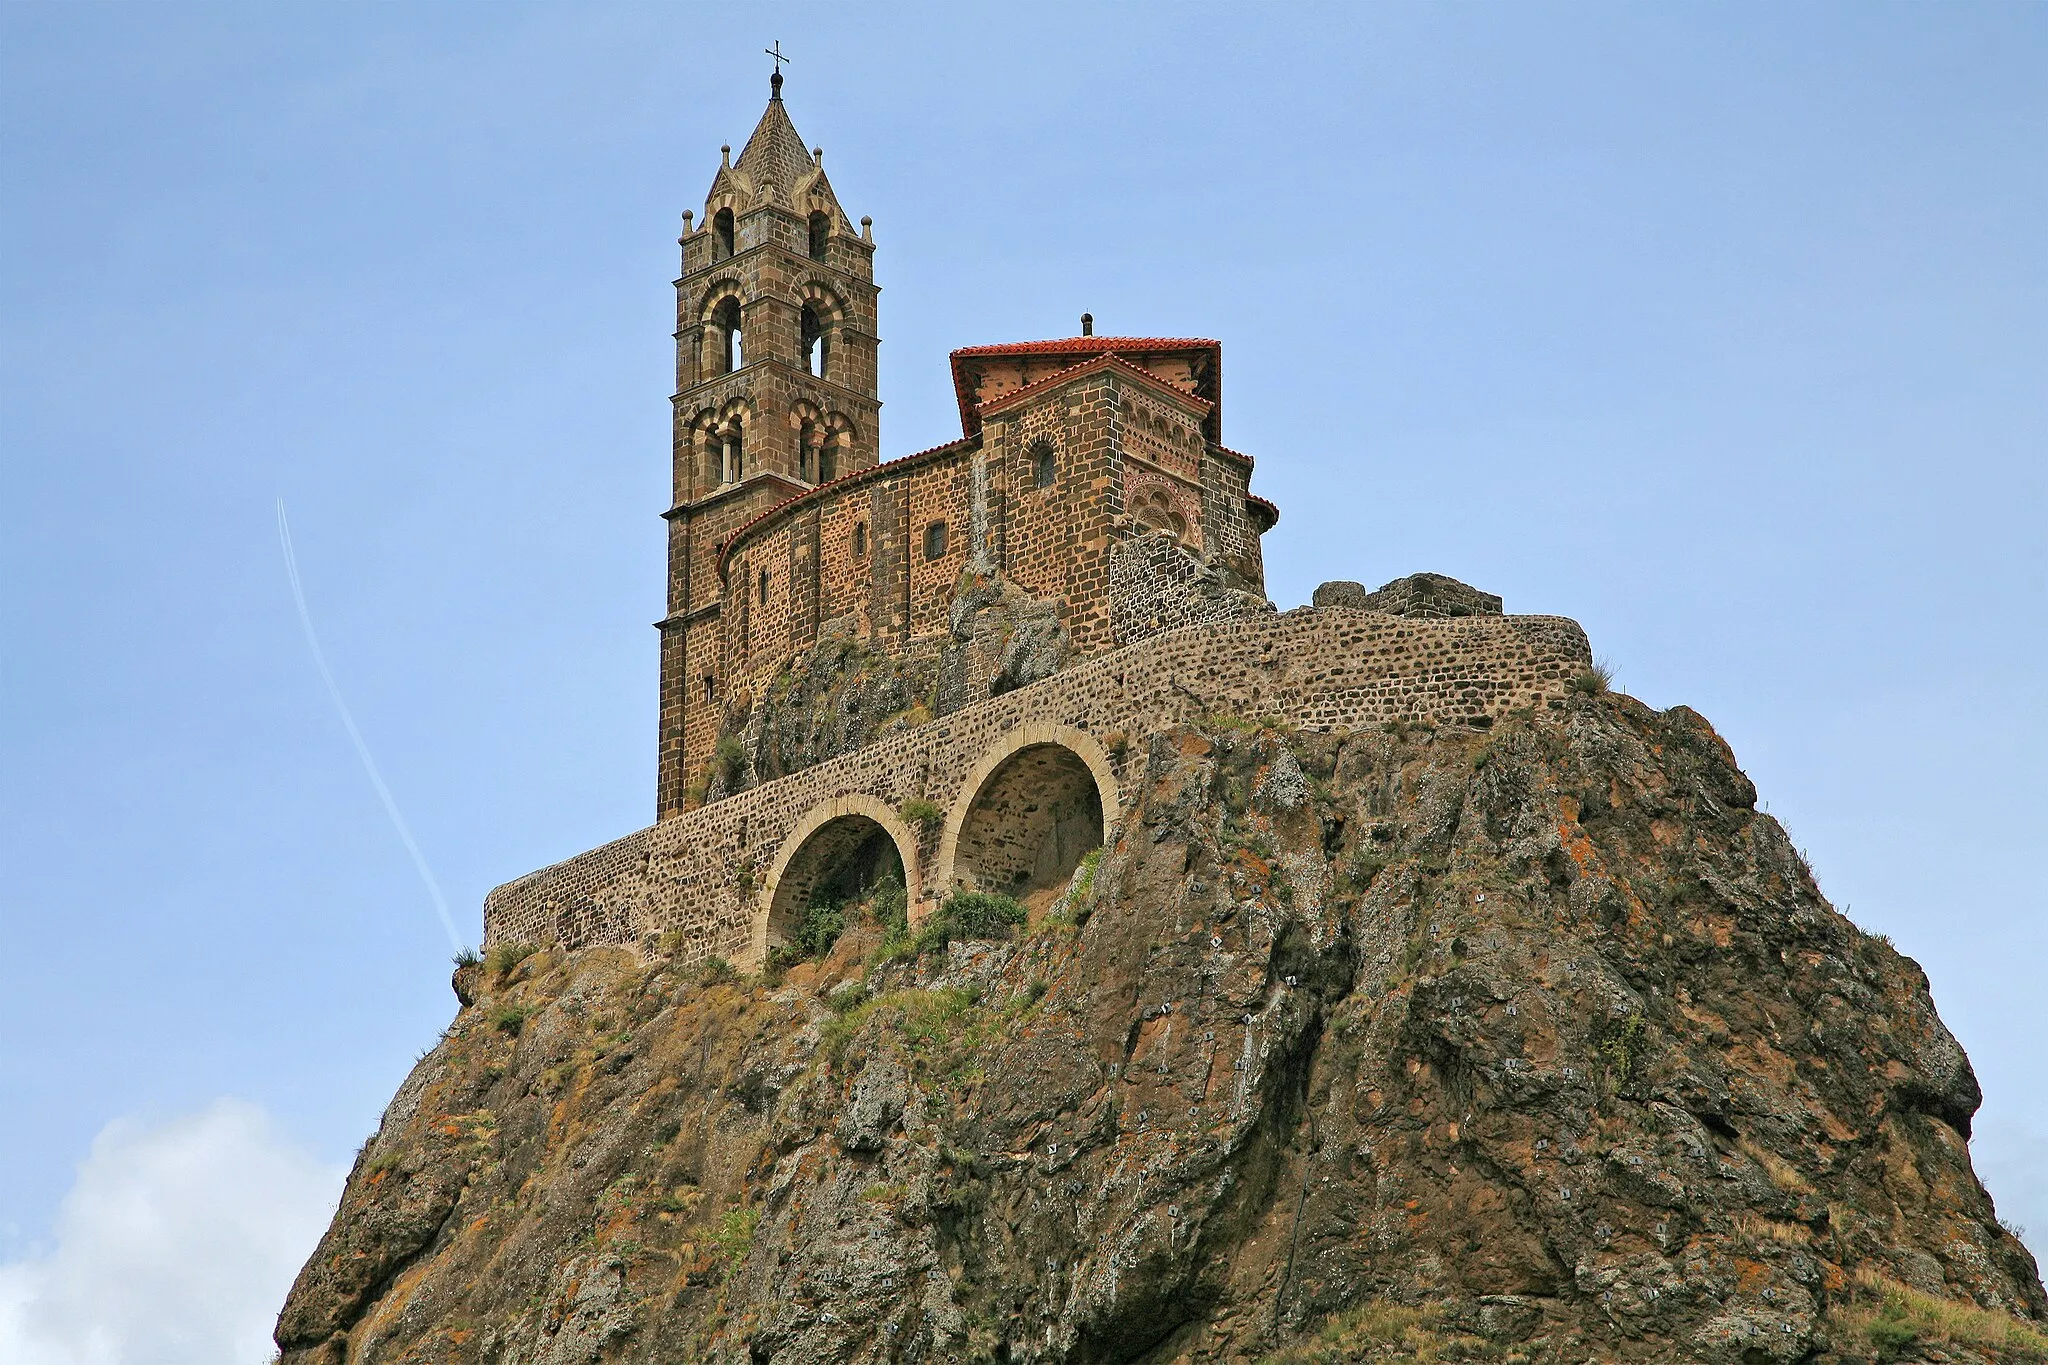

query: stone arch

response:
[696,275,747,322]
[794,280,847,323]
[753,794,922,970]
[936,724,1121,904]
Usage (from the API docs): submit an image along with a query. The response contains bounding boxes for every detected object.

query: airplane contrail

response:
[276,499,464,953]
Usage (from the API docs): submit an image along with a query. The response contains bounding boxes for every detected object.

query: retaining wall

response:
[484,605,1593,968]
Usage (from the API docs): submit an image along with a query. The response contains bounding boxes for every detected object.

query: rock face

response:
[704,576,1077,802]
[279,694,2045,1364]
[1315,574,1505,619]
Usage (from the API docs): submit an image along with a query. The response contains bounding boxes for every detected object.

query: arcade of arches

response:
[756,733,1113,958]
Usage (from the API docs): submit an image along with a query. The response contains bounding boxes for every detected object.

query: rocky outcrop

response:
[1315,573,1504,619]
[280,694,2045,1364]
[706,577,1076,801]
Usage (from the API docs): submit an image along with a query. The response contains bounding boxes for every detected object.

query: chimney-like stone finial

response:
[1081,313,1094,337]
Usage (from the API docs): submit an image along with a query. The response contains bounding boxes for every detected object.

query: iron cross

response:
[765,41,790,74]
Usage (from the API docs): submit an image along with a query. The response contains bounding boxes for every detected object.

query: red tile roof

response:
[950,336,1222,438]
[714,435,977,576]
[975,351,1215,426]
[949,336,1218,359]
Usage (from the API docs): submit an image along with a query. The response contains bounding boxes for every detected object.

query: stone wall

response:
[487,605,1593,969]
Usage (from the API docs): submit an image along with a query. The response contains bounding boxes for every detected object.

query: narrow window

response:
[713,297,743,374]
[721,422,744,483]
[1032,439,1057,489]
[818,431,838,483]
[758,568,769,604]
[923,520,948,561]
[807,210,830,261]
[852,522,867,559]
[712,207,735,260]
[800,305,823,377]
[703,674,716,702]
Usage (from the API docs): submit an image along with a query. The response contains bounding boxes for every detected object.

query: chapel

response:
[657,71,1277,817]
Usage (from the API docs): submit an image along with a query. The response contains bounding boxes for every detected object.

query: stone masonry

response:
[486,78,1597,974]
[485,605,1592,969]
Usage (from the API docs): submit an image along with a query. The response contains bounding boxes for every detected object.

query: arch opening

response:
[807,210,831,261]
[766,814,907,966]
[800,304,827,378]
[951,743,1104,906]
[712,207,735,260]
[712,296,744,374]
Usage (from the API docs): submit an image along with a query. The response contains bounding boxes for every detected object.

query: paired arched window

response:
[711,207,735,261]
[800,304,828,379]
[712,296,744,374]
[1030,439,1058,489]
[923,520,948,561]
[807,211,830,261]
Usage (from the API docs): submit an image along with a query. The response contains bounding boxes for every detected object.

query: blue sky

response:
[2,4,2044,1357]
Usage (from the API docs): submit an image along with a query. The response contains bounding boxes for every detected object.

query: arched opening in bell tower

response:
[720,419,745,483]
[713,297,744,374]
[800,304,826,378]
[807,211,830,261]
[712,207,735,260]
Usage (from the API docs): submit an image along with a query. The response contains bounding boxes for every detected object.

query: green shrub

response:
[915,890,1027,955]
[868,874,908,933]
[485,942,537,979]
[1596,1008,1648,1082]
[452,946,481,968]
[711,1206,759,1275]
[489,1002,533,1035]
[899,797,944,829]
[692,955,737,987]
[713,734,747,785]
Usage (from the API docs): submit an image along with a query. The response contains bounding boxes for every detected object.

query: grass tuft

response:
[484,942,538,979]
[1830,1267,2048,1363]
[1568,659,1615,697]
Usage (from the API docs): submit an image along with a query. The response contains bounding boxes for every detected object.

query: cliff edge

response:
[277,690,2045,1364]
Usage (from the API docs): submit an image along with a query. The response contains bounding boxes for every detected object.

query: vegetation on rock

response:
[276,695,2045,1365]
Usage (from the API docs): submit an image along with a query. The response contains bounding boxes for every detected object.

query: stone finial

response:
[681,210,694,231]
[721,144,731,167]
[861,215,873,241]
[813,146,823,164]
[1081,312,1094,337]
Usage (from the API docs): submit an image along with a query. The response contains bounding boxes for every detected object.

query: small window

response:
[758,568,769,603]
[1031,440,1057,489]
[712,207,735,260]
[807,210,830,261]
[703,674,716,702]
[852,522,867,559]
[923,520,948,561]
[800,304,824,377]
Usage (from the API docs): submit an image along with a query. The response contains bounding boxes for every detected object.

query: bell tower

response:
[670,66,881,495]
[657,67,881,818]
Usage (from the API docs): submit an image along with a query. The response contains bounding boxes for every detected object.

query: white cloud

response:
[0,1100,343,1365]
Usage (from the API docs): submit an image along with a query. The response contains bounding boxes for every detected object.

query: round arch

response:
[752,794,923,969]
[935,724,1122,901]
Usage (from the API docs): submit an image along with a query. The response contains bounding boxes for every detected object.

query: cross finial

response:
[766,40,789,98]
